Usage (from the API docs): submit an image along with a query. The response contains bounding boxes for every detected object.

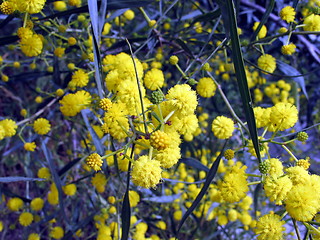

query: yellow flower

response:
[24,142,37,151]
[86,153,103,171]
[18,0,46,14]
[59,90,91,116]
[280,6,296,23]
[37,167,51,179]
[211,116,234,139]
[128,190,140,207]
[281,43,296,55]
[123,9,135,20]
[150,130,170,150]
[91,172,107,193]
[53,1,67,11]
[257,54,276,73]
[30,198,44,211]
[252,22,267,38]
[99,98,112,111]
[131,155,162,188]
[0,119,17,138]
[254,213,285,240]
[19,212,33,226]
[264,175,292,205]
[7,197,24,211]
[269,102,298,131]
[303,14,320,32]
[166,84,198,117]
[267,158,284,177]
[17,27,33,39]
[28,233,40,240]
[33,118,51,135]
[285,183,319,221]
[50,226,64,239]
[254,107,271,128]
[68,0,81,7]
[196,77,217,98]
[54,47,65,58]
[286,166,310,185]
[218,163,248,203]
[102,102,129,140]
[69,69,89,87]
[154,145,181,169]
[297,158,310,170]
[143,68,164,90]
[62,184,77,196]
[48,183,59,205]
[0,1,16,14]
[169,55,179,65]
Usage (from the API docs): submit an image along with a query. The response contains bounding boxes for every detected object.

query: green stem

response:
[247,181,261,186]
[282,145,298,162]
[246,173,262,178]
[126,39,148,135]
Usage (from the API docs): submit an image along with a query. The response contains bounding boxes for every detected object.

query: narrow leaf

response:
[121,190,131,240]
[277,60,308,99]
[176,140,228,235]
[143,194,182,203]
[191,9,221,24]
[0,177,45,183]
[179,157,209,172]
[219,0,261,163]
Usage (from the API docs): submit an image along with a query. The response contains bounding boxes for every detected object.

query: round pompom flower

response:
[166,84,198,116]
[303,14,320,32]
[154,145,181,169]
[33,118,51,135]
[254,213,285,240]
[0,119,17,137]
[196,77,217,98]
[252,22,267,38]
[0,1,16,14]
[99,98,112,111]
[264,175,292,205]
[128,190,140,207]
[59,90,92,116]
[30,198,44,211]
[17,27,33,39]
[50,226,64,239]
[123,9,135,20]
[24,142,36,151]
[37,167,51,179]
[62,184,77,196]
[211,116,234,139]
[280,6,296,23]
[285,183,319,221]
[19,212,33,226]
[143,68,164,90]
[70,69,89,87]
[17,0,46,14]
[169,55,179,65]
[7,197,24,211]
[91,172,108,193]
[131,155,162,189]
[257,54,276,73]
[269,102,298,131]
[281,43,296,55]
[28,233,40,240]
[86,153,103,171]
[150,130,170,150]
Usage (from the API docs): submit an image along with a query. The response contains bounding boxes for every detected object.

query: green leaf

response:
[219,0,261,163]
[0,177,45,183]
[176,140,228,235]
[191,9,221,24]
[179,157,209,173]
[58,158,82,177]
[277,60,308,99]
